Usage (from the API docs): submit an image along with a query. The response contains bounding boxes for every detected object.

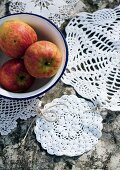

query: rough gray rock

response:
[83,0,120,11]
[1,1,120,170]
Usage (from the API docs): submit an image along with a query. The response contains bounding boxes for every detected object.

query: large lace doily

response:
[34,95,103,156]
[0,97,40,135]
[8,0,85,27]
[62,6,120,111]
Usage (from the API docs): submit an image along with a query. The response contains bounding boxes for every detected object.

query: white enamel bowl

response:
[0,13,68,99]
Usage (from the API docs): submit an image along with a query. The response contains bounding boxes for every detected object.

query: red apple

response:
[24,41,62,78]
[0,59,35,92]
[0,20,37,58]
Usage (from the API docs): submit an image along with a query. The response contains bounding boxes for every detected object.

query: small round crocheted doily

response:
[62,6,120,111]
[34,95,103,156]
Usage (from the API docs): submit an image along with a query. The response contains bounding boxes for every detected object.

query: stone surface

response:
[83,0,120,11]
[0,1,120,170]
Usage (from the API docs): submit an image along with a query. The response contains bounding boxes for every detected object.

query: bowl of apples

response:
[0,13,68,99]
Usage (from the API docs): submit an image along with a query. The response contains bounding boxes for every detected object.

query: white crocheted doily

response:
[0,97,41,135]
[34,95,103,157]
[8,0,85,27]
[62,6,120,111]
